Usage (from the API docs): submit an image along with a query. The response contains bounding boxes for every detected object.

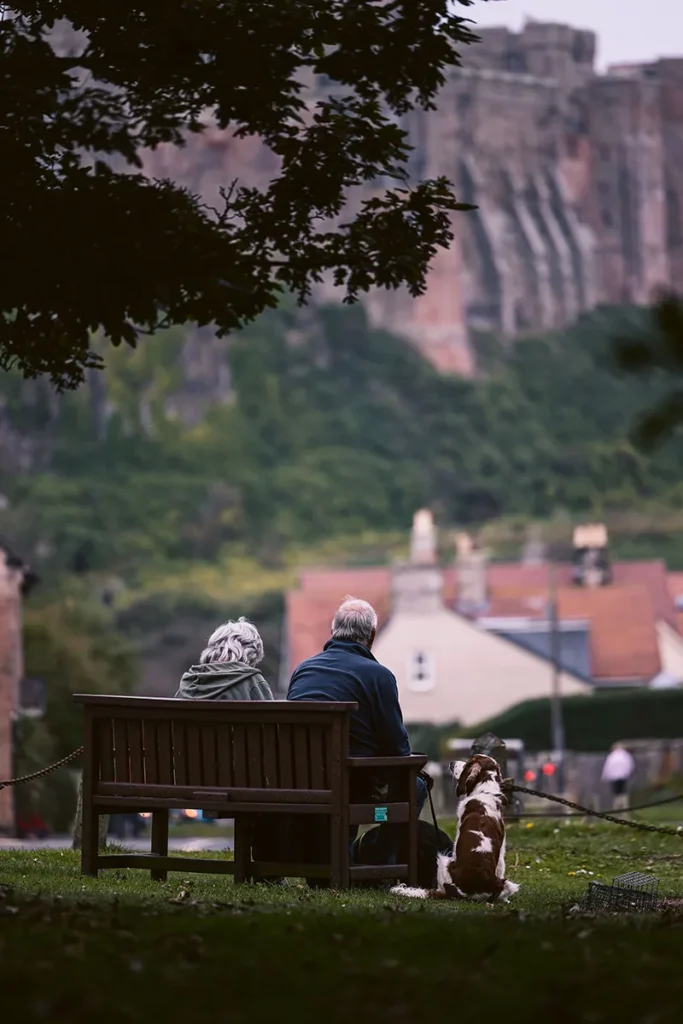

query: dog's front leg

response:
[496,835,506,880]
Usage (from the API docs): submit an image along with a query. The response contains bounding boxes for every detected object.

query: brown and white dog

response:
[391,754,520,903]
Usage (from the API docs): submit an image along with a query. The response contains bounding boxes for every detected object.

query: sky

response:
[466,0,683,70]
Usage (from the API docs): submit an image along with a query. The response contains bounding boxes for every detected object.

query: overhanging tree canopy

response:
[0,1,480,389]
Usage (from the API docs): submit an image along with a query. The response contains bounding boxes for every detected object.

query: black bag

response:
[351,819,453,889]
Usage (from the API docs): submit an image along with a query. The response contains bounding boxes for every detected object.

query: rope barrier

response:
[0,747,83,791]
[1,750,682,839]
[505,783,683,838]
[507,791,683,819]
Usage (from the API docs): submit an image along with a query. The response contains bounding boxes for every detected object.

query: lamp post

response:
[548,559,565,793]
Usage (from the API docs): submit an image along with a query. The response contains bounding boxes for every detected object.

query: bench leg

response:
[330,807,349,889]
[234,815,252,884]
[81,795,99,877]
[408,775,419,888]
[151,810,169,882]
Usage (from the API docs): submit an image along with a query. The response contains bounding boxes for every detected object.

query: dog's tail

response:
[498,879,520,902]
[390,884,454,901]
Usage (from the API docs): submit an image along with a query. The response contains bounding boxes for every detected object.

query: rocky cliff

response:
[142,21,683,377]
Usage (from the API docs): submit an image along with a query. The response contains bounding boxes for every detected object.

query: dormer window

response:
[408,651,435,692]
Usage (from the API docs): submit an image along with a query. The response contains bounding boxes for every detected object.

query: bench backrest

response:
[74,695,356,793]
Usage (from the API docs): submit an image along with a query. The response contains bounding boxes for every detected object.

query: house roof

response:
[285,571,392,670]
[487,584,660,680]
[286,559,673,682]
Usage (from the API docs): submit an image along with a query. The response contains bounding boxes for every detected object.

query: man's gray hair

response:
[199,617,264,666]
[331,596,378,646]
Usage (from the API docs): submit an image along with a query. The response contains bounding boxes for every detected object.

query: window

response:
[408,651,435,692]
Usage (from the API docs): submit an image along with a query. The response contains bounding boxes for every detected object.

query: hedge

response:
[456,687,683,753]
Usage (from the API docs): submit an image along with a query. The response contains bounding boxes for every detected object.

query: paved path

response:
[0,835,234,852]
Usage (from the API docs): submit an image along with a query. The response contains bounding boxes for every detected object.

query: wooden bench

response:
[74,695,428,888]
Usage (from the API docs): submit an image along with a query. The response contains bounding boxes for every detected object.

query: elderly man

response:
[288,596,429,827]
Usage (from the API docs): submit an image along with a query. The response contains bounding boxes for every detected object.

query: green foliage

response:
[11,601,138,830]
[613,291,683,448]
[406,721,461,761]
[0,2,477,389]
[459,688,683,753]
[23,603,138,755]
[4,300,683,586]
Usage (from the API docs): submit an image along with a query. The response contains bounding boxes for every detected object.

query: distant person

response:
[601,742,636,813]
[176,618,274,701]
[288,596,430,820]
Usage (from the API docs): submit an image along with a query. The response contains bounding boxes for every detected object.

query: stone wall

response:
[0,552,23,833]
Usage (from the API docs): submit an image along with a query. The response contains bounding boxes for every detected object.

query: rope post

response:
[471,732,508,777]
[72,775,109,851]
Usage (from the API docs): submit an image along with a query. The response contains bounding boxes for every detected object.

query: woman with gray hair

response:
[175,617,273,701]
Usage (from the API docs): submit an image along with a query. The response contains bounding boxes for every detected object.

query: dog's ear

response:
[457,758,482,797]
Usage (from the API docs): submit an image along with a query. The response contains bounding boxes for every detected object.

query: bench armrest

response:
[346,755,428,770]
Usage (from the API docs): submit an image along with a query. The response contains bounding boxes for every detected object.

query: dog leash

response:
[426,784,443,848]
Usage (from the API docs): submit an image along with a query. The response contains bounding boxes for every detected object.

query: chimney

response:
[572,522,611,588]
[455,532,488,614]
[410,509,437,565]
[391,510,443,614]
[522,526,546,566]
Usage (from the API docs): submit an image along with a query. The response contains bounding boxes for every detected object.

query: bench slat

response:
[216,725,233,786]
[246,725,263,788]
[232,726,248,787]
[155,721,174,784]
[113,720,128,782]
[128,720,145,783]
[144,722,159,783]
[277,725,294,788]
[95,782,332,803]
[201,724,218,788]
[262,724,278,788]
[98,855,236,875]
[97,719,115,782]
[309,726,327,789]
[95,797,333,814]
[293,725,310,789]
[174,722,189,785]
[186,724,203,785]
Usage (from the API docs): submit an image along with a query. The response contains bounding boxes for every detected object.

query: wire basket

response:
[581,871,659,914]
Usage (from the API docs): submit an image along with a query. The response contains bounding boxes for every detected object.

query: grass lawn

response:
[2,819,683,1023]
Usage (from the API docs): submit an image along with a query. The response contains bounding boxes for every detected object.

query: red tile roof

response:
[286,560,674,682]
[285,569,392,669]
[487,584,660,680]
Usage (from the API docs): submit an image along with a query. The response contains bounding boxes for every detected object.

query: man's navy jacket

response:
[287,639,412,758]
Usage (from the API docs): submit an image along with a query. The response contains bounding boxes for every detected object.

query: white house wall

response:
[373,607,590,728]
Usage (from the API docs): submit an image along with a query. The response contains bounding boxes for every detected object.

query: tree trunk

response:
[72,776,109,850]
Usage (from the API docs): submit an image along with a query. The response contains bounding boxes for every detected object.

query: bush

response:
[459,688,683,752]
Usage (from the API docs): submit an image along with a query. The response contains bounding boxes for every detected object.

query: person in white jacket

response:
[601,743,636,813]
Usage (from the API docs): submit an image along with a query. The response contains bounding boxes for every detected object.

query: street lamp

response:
[546,542,574,794]
[548,560,565,792]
